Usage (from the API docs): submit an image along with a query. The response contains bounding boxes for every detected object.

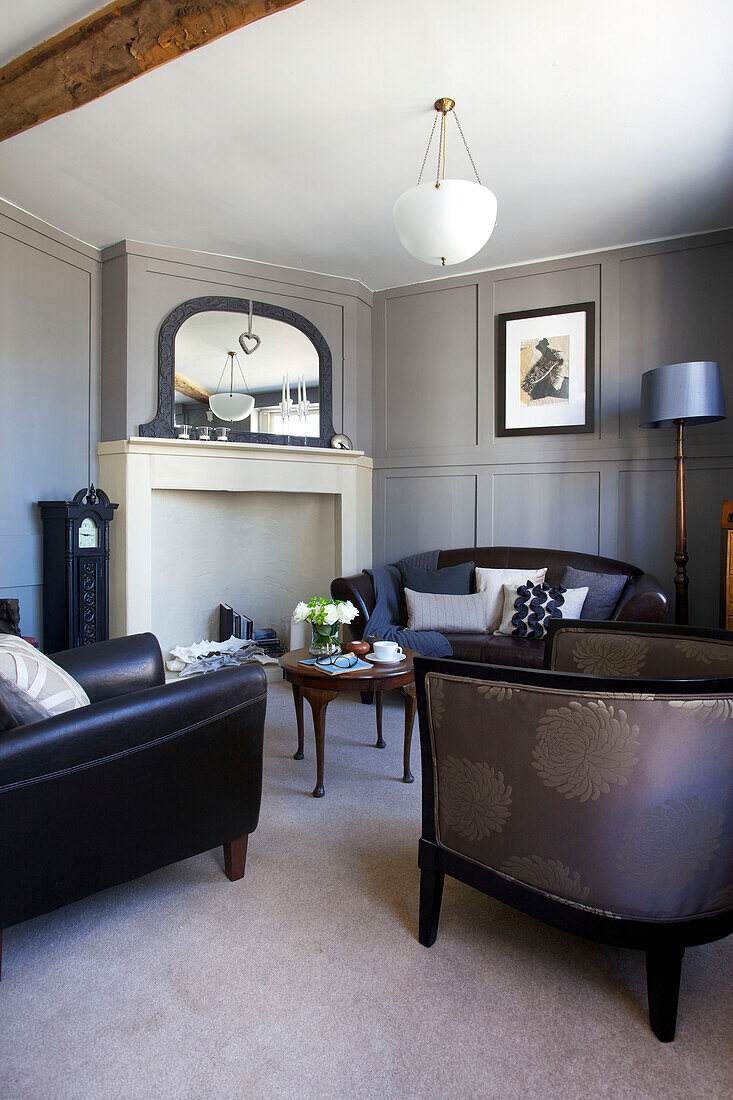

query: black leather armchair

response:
[0,633,267,977]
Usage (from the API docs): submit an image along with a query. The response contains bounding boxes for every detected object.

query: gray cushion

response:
[561,566,629,620]
[404,589,487,633]
[0,670,51,728]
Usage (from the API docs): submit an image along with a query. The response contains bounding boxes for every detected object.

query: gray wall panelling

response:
[0,198,100,644]
[101,241,373,452]
[373,230,733,627]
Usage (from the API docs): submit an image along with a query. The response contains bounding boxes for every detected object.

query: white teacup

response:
[372,640,403,662]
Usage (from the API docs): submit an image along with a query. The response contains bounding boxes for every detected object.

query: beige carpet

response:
[1,680,731,1099]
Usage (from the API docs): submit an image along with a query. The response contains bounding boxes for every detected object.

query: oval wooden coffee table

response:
[280,648,417,797]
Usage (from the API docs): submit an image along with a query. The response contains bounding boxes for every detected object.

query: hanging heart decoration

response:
[238,332,261,355]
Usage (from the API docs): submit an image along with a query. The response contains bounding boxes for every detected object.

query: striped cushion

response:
[404,589,488,633]
[0,636,89,715]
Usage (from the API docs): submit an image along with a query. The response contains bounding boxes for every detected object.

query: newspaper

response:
[166,635,280,678]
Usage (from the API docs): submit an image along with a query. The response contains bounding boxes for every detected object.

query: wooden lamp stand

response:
[640,362,726,627]
[674,419,689,626]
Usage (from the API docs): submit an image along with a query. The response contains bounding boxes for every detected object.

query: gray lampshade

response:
[640,361,726,428]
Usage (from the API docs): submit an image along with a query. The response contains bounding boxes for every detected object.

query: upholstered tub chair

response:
[414,638,733,1041]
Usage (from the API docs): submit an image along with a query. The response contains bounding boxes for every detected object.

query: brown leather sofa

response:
[331,546,667,667]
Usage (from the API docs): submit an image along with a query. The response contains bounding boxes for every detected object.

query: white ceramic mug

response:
[372,640,403,662]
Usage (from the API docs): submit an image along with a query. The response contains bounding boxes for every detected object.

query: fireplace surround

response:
[98,439,372,644]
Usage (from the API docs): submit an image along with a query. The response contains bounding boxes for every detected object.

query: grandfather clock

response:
[38,486,118,653]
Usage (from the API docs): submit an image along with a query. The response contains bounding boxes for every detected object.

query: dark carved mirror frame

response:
[140,295,335,447]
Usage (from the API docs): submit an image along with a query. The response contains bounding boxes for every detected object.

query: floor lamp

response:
[640,361,726,625]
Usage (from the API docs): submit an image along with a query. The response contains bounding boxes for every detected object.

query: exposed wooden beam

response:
[175,372,211,403]
[0,0,306,143]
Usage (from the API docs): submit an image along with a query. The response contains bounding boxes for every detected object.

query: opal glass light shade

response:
[393,178,497,265]
[208,391,255,422]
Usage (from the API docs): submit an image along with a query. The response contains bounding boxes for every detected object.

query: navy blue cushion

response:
[398,560,475,595]
[511,583,567,640]
[397,560,475,626]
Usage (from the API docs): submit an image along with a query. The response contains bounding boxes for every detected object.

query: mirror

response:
[140,295,335,447]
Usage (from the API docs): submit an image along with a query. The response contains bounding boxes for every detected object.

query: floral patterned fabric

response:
[425,671,733,920]
[548,626,733,678]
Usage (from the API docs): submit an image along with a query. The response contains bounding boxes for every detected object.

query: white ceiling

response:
[0,0,731,290]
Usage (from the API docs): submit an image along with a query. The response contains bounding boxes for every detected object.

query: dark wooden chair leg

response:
[292,683,305,760]
[419,863,445,948]
[402,683,416,782]
[375,690,385,748]
[646,944,685,1042]
[361,691,374,705]
[223,834,249,881]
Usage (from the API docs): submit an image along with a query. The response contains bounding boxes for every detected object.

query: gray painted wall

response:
[0,199,100,645]
[372,230,733,627]
[101,241,373,452]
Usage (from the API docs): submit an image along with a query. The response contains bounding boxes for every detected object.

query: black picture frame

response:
[139,295,335,448]
[496,301,595,437]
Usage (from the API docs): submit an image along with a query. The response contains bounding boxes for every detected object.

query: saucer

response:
[365,653,407,665]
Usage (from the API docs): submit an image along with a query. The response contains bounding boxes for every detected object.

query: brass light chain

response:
[435,107,446,187]
[416,110,439,185]
[453,110,482,185]
[415,99,482,189]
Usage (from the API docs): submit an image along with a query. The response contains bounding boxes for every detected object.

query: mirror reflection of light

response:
[267,407,320,438]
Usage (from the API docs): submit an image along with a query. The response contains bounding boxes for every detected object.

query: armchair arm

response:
[612,572,668,623]
[0,663,266,787]
[49,632,166,703]
[330,573,375,639]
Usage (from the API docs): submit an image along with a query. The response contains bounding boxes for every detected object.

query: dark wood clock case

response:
[38,486,118,653]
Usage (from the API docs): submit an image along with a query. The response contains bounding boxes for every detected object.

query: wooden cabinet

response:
[720,501,733,630]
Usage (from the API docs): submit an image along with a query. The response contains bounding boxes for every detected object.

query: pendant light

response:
[208,351,255,422]
[393,97,497,267]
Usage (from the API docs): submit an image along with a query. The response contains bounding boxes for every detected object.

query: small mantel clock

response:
[38,486,118,653]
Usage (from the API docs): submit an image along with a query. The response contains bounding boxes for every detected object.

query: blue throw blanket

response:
[363,550,453,658]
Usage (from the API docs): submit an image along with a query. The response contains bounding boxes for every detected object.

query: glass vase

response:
[309,622,341,657]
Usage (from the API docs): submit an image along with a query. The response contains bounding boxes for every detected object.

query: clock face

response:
[78,516,99,549]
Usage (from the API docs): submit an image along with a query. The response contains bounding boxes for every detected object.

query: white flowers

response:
[292,597,358,627]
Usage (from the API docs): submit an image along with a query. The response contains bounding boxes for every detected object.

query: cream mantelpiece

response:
[98,438,372,640]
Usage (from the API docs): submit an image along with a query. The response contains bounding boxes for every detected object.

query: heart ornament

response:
[238,332,261,355]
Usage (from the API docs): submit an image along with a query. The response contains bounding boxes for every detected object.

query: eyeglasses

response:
[316,653,358,670]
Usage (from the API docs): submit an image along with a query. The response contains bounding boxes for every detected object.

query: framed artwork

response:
[496,302,595,436]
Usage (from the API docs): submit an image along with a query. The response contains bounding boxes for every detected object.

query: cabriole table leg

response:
[302,686,338,797]
[375,690,386,748]
[292,682,305,760]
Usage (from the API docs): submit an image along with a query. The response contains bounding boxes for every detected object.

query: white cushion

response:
[496,584,589,637]
[0,636,89,715]
[474,566,547,632]
[404,589,488,633]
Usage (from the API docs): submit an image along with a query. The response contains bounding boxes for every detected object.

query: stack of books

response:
[219,606,285,656]
[219,604,253,641]
[254,628,285,658]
